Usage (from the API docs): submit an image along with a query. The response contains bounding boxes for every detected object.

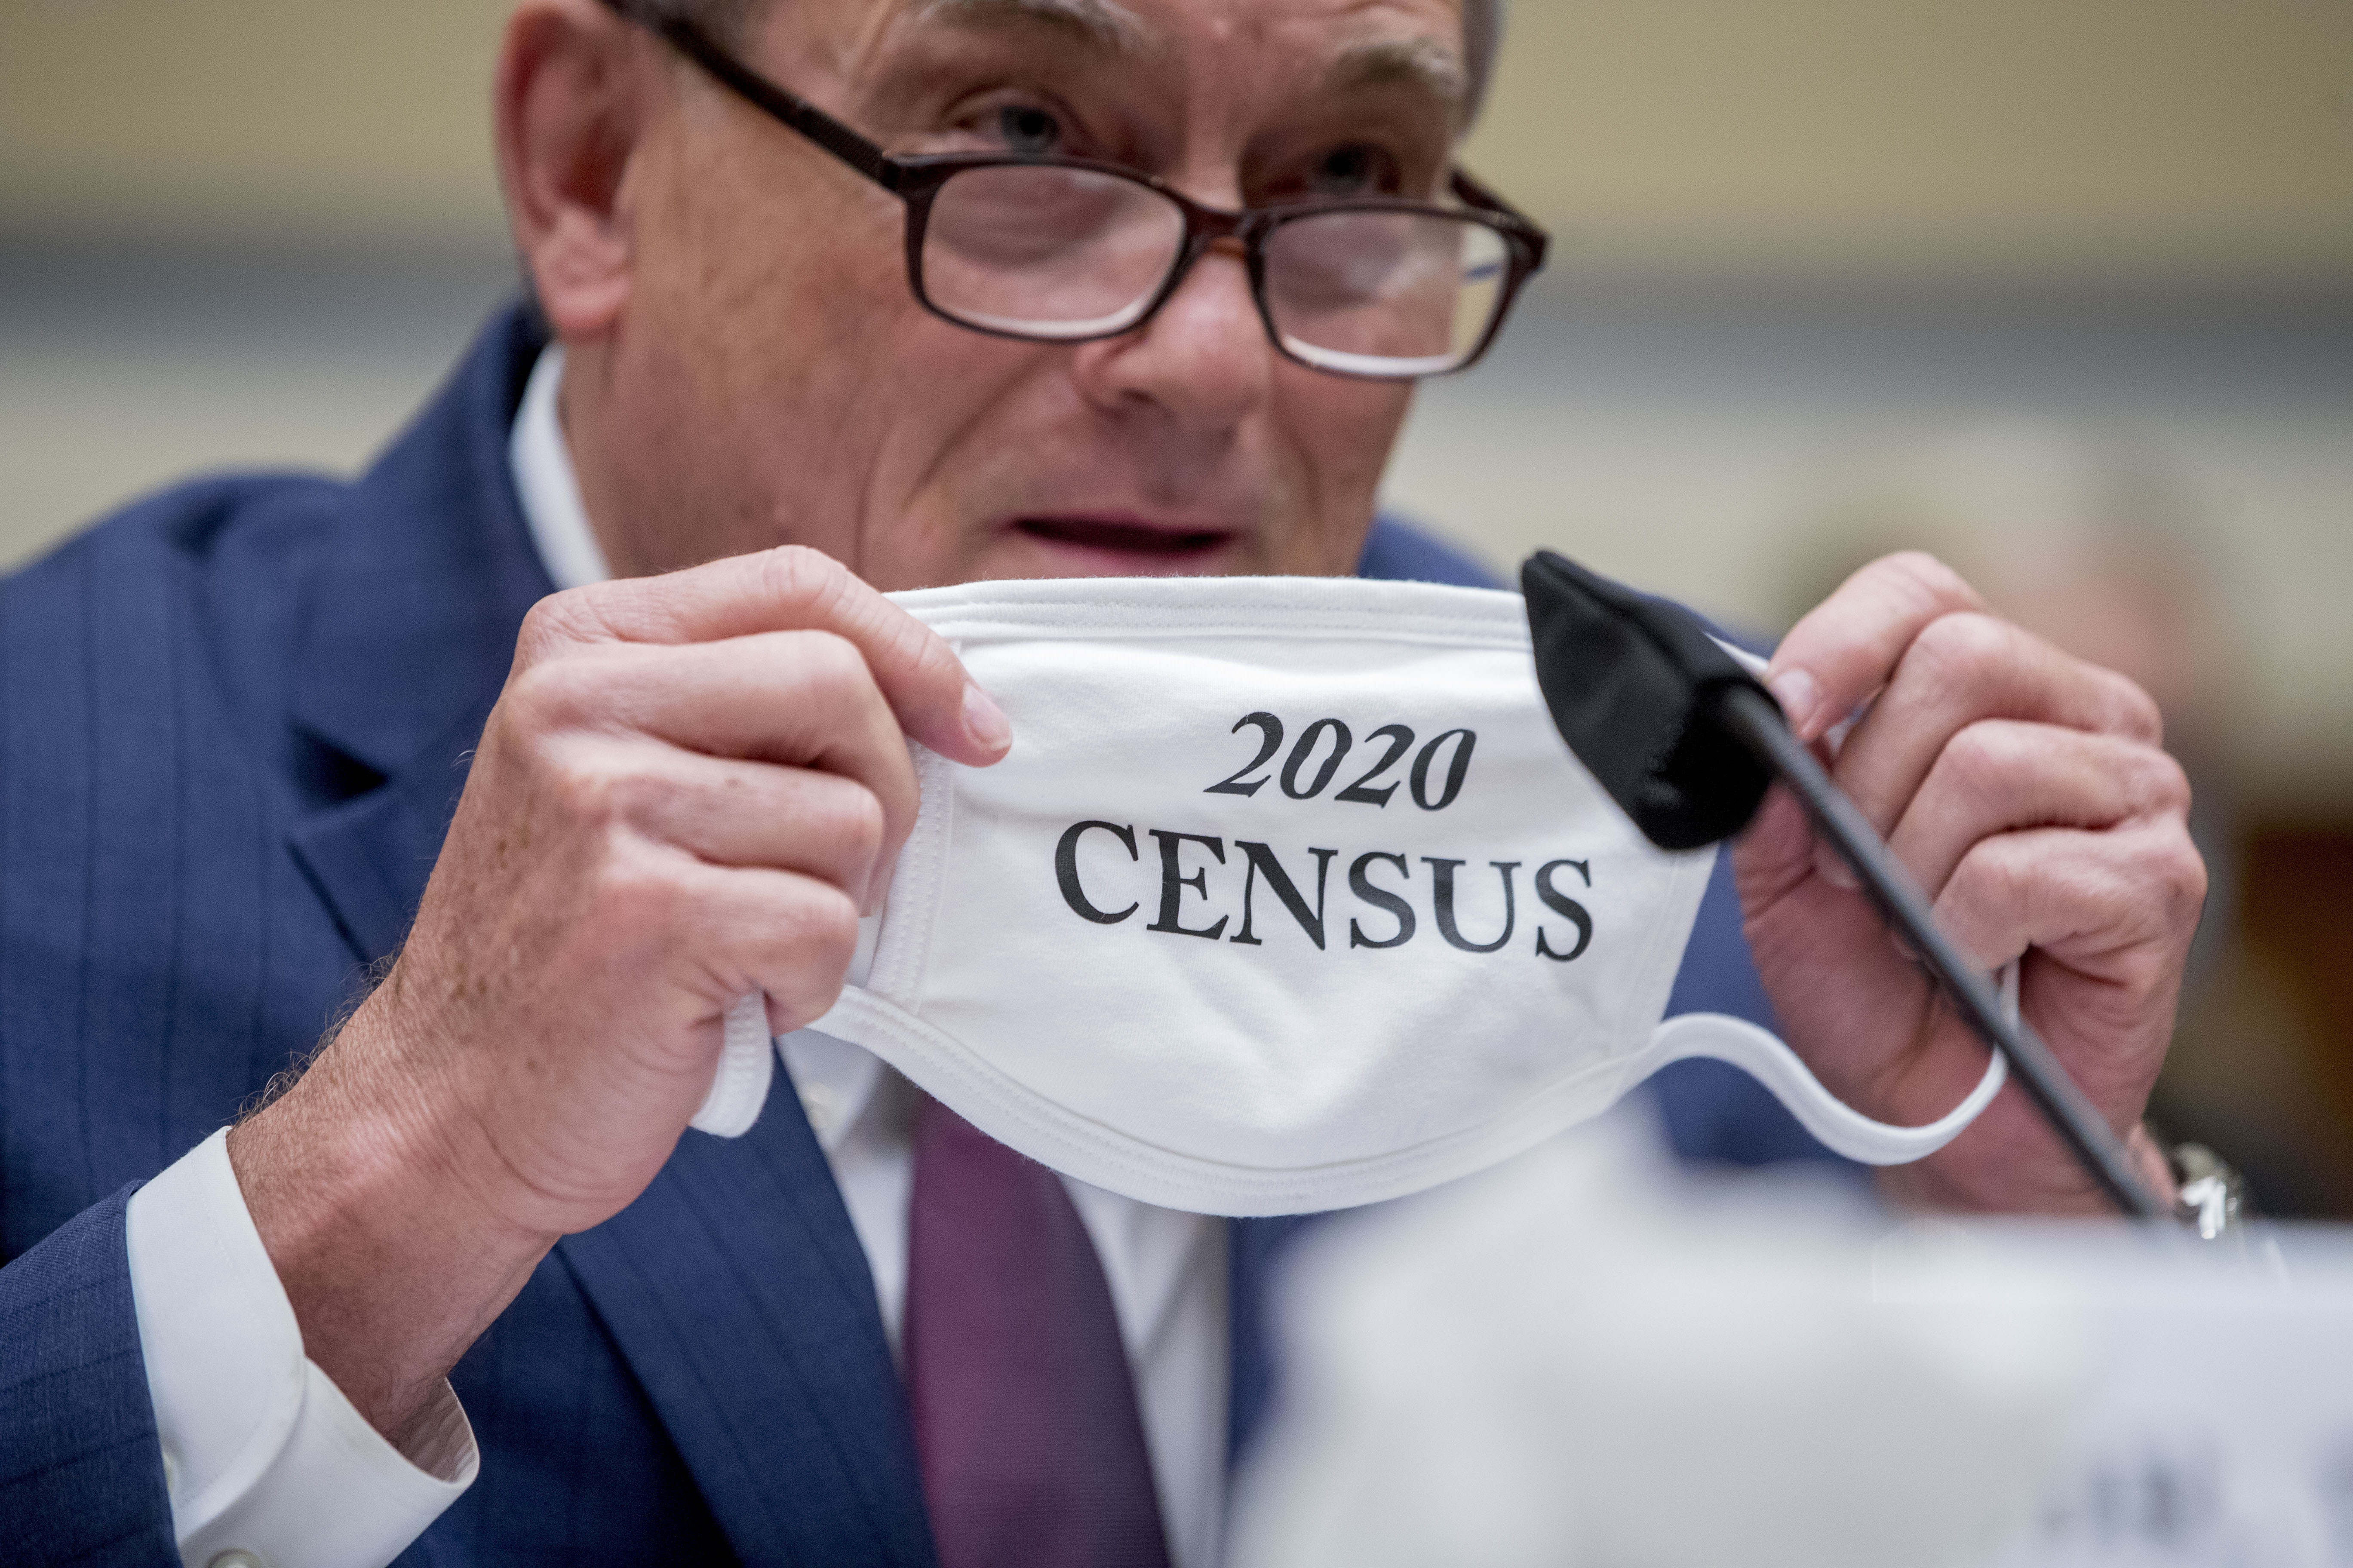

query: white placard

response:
[1231,1119,2353,1568]
[1879,1225,2353,1567]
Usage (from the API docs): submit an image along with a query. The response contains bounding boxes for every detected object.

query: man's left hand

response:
[1735,551,2204,1214]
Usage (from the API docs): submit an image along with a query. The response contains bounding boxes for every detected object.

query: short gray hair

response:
[671,0,1505,121]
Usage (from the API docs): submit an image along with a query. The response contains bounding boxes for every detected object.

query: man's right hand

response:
[227,547,1010,1448]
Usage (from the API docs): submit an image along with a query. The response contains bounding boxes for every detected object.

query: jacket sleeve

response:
[0,1184,179,1566]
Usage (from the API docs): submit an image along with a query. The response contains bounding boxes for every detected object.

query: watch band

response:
[2168,1141,2248,1241]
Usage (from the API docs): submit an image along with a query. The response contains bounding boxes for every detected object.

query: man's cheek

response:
[852,424,1012,590]
[1302,369,1411,465]
[1285,385,1413,558]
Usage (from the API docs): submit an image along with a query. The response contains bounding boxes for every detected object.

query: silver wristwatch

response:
[2168,1142,2248,1242]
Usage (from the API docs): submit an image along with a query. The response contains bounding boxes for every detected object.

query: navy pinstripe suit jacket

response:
[0,306,1828,1564]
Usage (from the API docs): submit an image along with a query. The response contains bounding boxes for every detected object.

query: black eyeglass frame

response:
[600,0,1551,379]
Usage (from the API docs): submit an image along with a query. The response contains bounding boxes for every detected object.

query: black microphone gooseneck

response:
[1521,549,2166,1220]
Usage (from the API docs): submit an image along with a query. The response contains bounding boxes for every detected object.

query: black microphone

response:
[1521,549,2166,1220]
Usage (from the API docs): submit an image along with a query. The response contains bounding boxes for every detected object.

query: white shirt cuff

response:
[126,1127,477,1568]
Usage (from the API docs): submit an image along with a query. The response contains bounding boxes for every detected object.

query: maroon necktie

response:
[904,1095,1173,1568]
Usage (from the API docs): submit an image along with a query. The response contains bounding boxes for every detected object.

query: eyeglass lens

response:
[918,165,1510,375]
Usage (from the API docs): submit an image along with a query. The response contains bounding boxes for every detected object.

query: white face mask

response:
[694,576,2003,1215]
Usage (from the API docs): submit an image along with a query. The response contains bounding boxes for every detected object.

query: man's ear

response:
[495,0,658,342]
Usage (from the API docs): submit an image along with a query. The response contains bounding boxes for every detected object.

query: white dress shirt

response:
[123,345,1229,1568]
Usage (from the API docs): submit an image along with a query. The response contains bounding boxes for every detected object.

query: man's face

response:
[571,0,1469,589]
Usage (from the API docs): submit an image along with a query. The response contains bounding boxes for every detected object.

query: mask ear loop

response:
[1641,962,2016,1166]
[691,991,777,1138]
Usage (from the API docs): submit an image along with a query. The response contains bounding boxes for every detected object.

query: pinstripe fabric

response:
[0,1187,175,1565]
[0,301,1823,1563]
[0,308,917,1564]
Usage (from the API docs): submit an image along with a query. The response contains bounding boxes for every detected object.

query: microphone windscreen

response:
[1520,550,1779,851]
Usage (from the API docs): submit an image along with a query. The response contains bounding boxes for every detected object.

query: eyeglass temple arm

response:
[595,0,902,190]
[1450,170,1549,269]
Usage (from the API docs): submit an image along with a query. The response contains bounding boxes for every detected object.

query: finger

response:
[551,850,866,1082]
[545,629,913,770]
[1884,722,2190,902]
[551,737,890,896]
[1831,614,2166,838]
[1930,819,2208,985]
[664,858,866,1034]
[522,546,1009,765]
[1764,552,1986,741]
[1865,818,2203,1159]
[520,632,921,902]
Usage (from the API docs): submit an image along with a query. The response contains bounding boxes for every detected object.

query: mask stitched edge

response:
[863,742,957,1009]
[813,985,1663,1217]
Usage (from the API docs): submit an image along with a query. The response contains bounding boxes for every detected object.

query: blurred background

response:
[4,1,2348,1209]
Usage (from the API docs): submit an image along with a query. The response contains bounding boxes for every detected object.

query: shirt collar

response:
[509,344,614,593]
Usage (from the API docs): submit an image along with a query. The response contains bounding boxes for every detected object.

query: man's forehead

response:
[883,0,1470,102]
[911,0,1152,52]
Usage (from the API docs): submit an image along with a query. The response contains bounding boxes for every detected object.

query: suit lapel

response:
[283,305,554,964]
[285,706,489,962]
[560,1068,937,1568]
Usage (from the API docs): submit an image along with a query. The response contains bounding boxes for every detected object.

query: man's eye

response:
[994,104,1064,155]
[1305,143,1404,198]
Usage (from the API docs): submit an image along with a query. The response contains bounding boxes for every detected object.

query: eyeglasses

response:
[598,0,1548,380]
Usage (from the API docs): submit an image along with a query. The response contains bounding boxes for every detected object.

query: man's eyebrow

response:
[1327,34,1468,114]
[911,0,1153,54]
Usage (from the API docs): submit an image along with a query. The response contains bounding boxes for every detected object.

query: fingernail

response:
[1767,668,1822,739]
[962,682,1011,754]
[1812,840,1860,891]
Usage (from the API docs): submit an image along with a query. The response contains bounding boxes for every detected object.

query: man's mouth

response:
[1013,515,1235,564]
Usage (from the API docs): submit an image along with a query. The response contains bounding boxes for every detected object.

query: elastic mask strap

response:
[691,991,777,1138]
[691,910,885,1138]
[1643,964,2016,1166]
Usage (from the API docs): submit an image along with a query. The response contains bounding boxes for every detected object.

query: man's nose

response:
[1069,241,1273,432]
